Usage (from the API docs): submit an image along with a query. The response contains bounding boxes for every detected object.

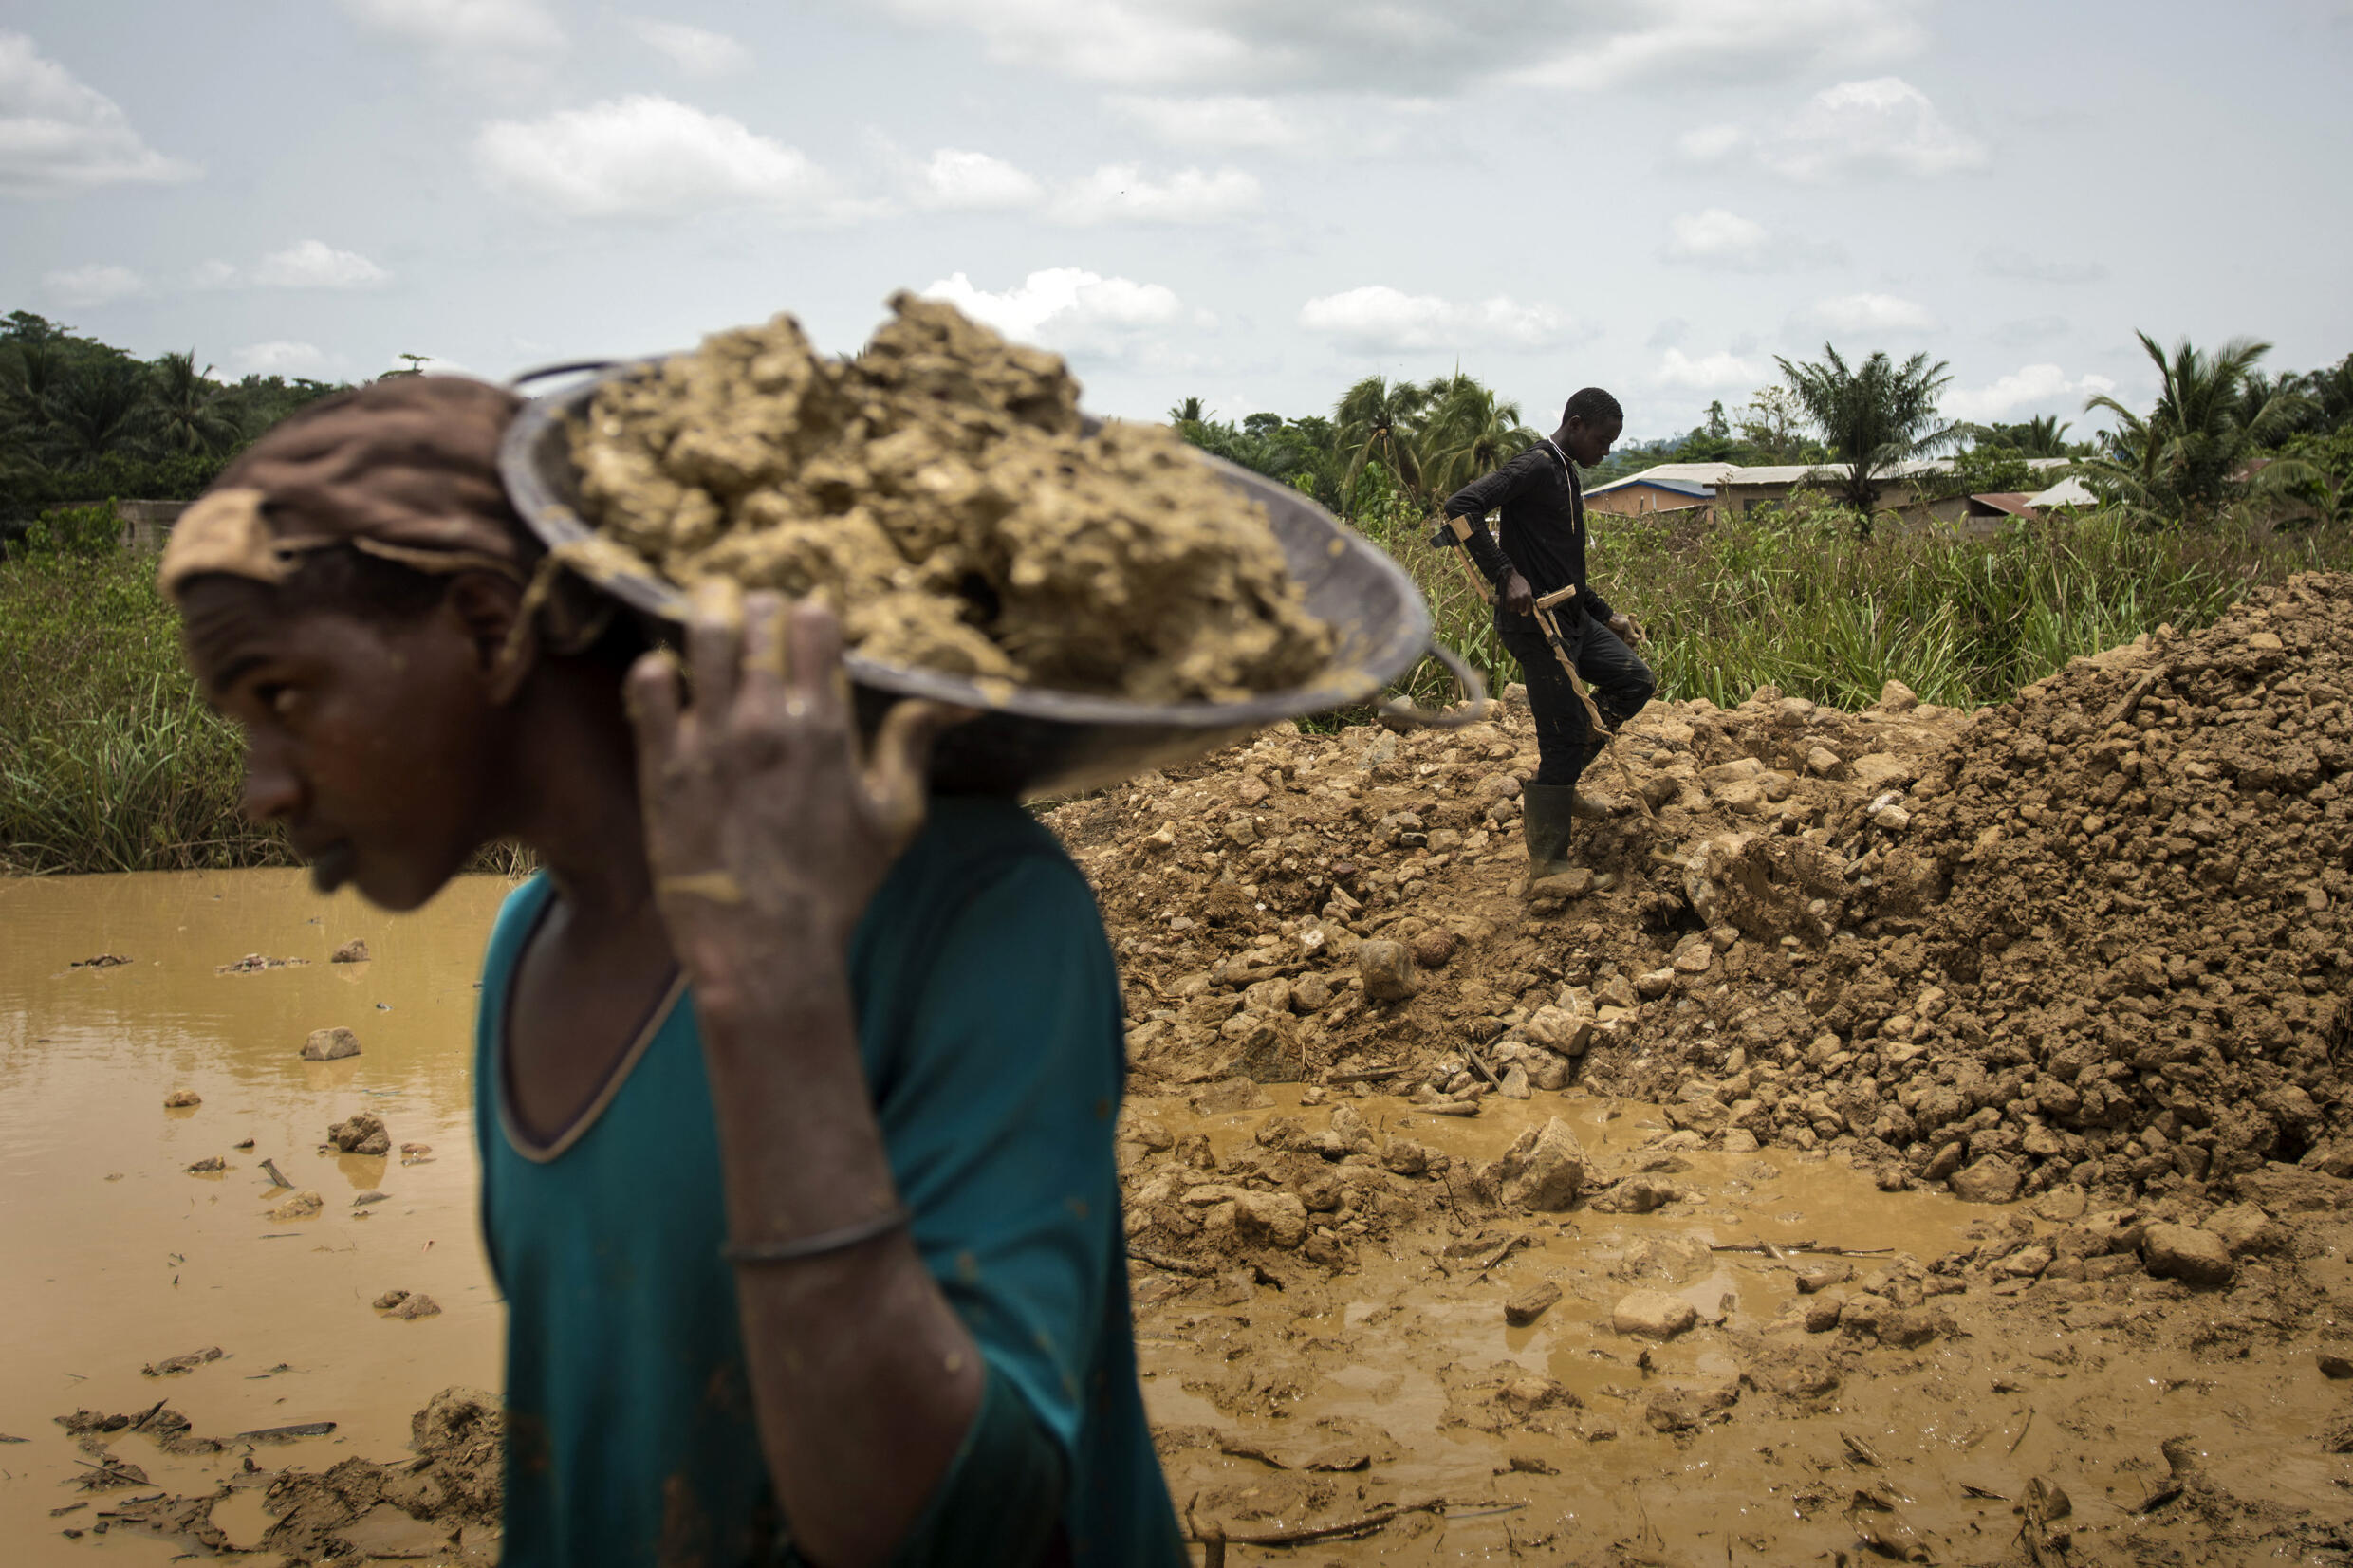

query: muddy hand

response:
[1608,611,1644,645]
[625,588,968,998]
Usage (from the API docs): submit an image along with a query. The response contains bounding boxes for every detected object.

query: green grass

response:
[9,499,2352,874]
[1358,489,2353,716]
[0,549,283,874]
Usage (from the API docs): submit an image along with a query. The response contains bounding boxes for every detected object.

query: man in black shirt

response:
[1439,387,1655,886]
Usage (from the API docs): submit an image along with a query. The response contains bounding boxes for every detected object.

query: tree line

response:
[0,310,356,526]
[1176,335,2353,537]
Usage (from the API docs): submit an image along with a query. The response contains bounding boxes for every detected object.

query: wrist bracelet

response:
[722,1205,912,1264]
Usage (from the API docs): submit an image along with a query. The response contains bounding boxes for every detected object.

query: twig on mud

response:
[1127,1245,1217,1278]
[1709,1241,1894,1258]
[1473,1232,1537,1275]
[1841,1432,1883,1468]
[1325,1066,1407,1084]
[1182,1499,1498,1548]
[2106,668,2167,728]
[2007,1409,2035,1456]
[1465,1051,1503,1092]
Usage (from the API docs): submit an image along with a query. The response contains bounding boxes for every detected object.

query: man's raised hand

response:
[624,585,967,1010]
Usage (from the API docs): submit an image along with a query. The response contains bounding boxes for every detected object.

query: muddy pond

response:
[0,871,510,1563]
[5,872,2348,1564]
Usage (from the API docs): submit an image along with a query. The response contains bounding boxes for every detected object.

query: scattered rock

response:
[1949,1156,2023,1205]
[184,1156,227,1173]
[353,1190,390,1208]
[331,939,371,964]
[1505,1280,1563,1326]
[1588,1175,1683,1215]
[327,1112,392,1156]
[2140,1224,2234,1288]
[268,1190,324,1222]
[1494,1117,1586,1211]
[377,1291,443,1319]
[301,1027,361,1061]
[1612,1290,1698,1340]
[1356,940,1418,1002]
[1410,927,1457,969]
[163,1090,201,1109]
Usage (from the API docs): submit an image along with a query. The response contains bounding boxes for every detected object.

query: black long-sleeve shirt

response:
[1440,440,1615,624]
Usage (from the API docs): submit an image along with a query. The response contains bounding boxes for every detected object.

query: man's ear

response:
[445,572,537,704]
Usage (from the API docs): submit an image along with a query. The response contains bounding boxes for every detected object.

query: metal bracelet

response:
[722,1205,912,1265]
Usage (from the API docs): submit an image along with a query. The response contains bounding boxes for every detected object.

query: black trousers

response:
[1495,605,1657,787]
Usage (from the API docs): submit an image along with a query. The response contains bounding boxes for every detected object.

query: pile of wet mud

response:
[46,1386,501,1561]
[1047,572,2353,1220]
[569,294,1331,702]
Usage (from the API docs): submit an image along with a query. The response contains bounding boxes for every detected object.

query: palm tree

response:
[1773,344,1955,535]
[1418,373,1541,499]
[1167,396,1207,427]
[1333,374,1431,512]
[2083,333,2313,524]
[148,351,238,456]
[44,357,155,463]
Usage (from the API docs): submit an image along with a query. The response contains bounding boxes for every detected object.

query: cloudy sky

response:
[7,1,2350,441]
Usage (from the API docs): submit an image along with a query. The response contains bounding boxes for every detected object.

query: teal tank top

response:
[473,797,1186,1565]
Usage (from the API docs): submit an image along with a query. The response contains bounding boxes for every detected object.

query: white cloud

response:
[1680,77,1986,182]
[43,263,147,308]
[1048,163,1260,226]
[910,147,1044,212]
[919,267,1188,360]
[1104,95,1308,152]
[189,259,240,290]
[341,0,562,50]
[1978,248,2108,285]
[1647,317,1692,349]
[1945,364,2116,424]
[1662,207,1840,271]
[0,31,200,196]
[1653,347,1768,391]
[862,0,1924,95]
[625,18,751,77]
[1799,292,1939,336]
[475,96,837,219]
[229,341,340,378]
[1298,286,1584,355]
[253,239,391,289]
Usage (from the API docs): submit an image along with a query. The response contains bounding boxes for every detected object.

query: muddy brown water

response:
[5,872,2347,1563]
[0,871,510,1563]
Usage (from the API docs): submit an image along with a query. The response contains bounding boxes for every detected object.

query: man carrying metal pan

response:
[1433,387,1656,889]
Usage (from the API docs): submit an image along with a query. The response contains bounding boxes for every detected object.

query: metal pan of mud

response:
[500,359,1482,799]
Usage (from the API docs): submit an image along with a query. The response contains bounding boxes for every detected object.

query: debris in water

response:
[69,953,131,968]
[330,938,371,963]
[266,1190,323,1222]
[141,1347,224,1378]
[184,1155,227,1173]
[162,1089,200,1109]
[216,953,309,973]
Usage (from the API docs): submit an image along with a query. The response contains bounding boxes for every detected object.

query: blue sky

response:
[7,1,2350,441]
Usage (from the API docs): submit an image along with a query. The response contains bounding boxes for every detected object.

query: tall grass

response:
[1357,485,2353,715]
[0,551,282,874]
[8,499,2351,874]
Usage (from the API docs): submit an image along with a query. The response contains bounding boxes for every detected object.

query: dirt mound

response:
[568,294,1331,702]
[1049,571,2353,1214]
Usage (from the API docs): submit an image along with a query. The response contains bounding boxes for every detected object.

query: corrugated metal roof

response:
[2026,476,2097,508]
[1584,473,1717,499]
[1588,455,2071,495]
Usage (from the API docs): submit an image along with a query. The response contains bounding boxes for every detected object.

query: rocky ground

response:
[1043,571,2353,1562]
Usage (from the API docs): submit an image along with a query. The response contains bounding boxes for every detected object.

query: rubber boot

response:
[1521,784,1578,887]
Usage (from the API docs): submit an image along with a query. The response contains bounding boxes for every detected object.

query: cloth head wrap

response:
[157,375,612,654]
